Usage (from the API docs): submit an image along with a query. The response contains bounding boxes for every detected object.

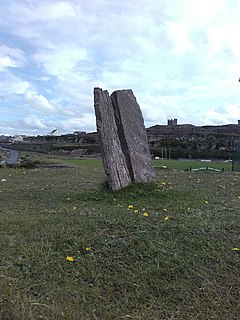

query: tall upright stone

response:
[94,87,155,190]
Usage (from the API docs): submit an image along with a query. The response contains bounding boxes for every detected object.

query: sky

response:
[0,0,240,136]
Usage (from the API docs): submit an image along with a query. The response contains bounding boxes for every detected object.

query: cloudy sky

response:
[0,0,240,135]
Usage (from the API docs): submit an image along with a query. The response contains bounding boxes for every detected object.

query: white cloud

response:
[0,45,26,71]
[25,93,57,113]
[0,0,240,135]
[34,47,87,76]
[9,0,77,23]
[0,72,31,95]
[47,113,96,133]
[166,22,193,52]
[59,113,95,130]
[23,116,47,129]
[224,104,240,120]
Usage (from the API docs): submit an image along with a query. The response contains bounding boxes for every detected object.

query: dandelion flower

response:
[72,206,77,211]
[164,216,169,221]
[232,247,240,251]
[134,209,139,213]
[66,256,75,262]
[163,208,168,212]
[67,197,70,201]
[128,205,133,209]
[204,201,209,204]
[143,212,149,217]
[162,182,166,185]
[85,247,91,251]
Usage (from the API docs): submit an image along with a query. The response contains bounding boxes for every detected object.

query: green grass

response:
[18,151,233,172]
[153,159,232,172]
[0,166,239,319]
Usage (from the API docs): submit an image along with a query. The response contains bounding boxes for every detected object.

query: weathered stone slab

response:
[94,87,155,190]
[111,89,156,183]
[94,88,131,190]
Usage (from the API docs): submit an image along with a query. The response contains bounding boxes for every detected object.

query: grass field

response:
[18,151,233,172]
[0,162,239,319]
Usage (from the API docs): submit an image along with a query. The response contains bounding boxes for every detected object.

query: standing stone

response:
[94,87,155,190]
[94,88,132,190]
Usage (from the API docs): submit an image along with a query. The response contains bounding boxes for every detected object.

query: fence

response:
[232,140,240,172]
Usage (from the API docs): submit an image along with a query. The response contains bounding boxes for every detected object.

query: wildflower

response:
[85,247,91,251]
[72,206,77,211]
[187,207,191,211]
[162,182,166,185]
[67,197,70,201]
[1,179,7,182]
[143,212,149,217]
[66,256,75,262]
[232,247,240,251]
[128,205,133,209]
[162,208,168,212]
[134,209,139,213]
[204,201,209,204]
[164,216,169,221]
[238,196,240,199]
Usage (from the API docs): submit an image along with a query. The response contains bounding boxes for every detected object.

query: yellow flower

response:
[67,197,70,201]
[85,247,91,251]
[163,208,168,212]
[232,247,240,251]
[238,196,240,199]
[72,206,77,211]
[164,216,169,221]
[128,205,133,209]
[187,207,191,211]
[162,182,166,185]
[134,209,139,213]
[143,212,149,217]
[204,201,208,204]
[66,256,75,262]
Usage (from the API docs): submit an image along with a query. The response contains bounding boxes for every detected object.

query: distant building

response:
[167,118,178,126]
[47,129,61,136]
[12,135,24,143]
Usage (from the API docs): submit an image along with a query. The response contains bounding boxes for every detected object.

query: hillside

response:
[147,123,240,159]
